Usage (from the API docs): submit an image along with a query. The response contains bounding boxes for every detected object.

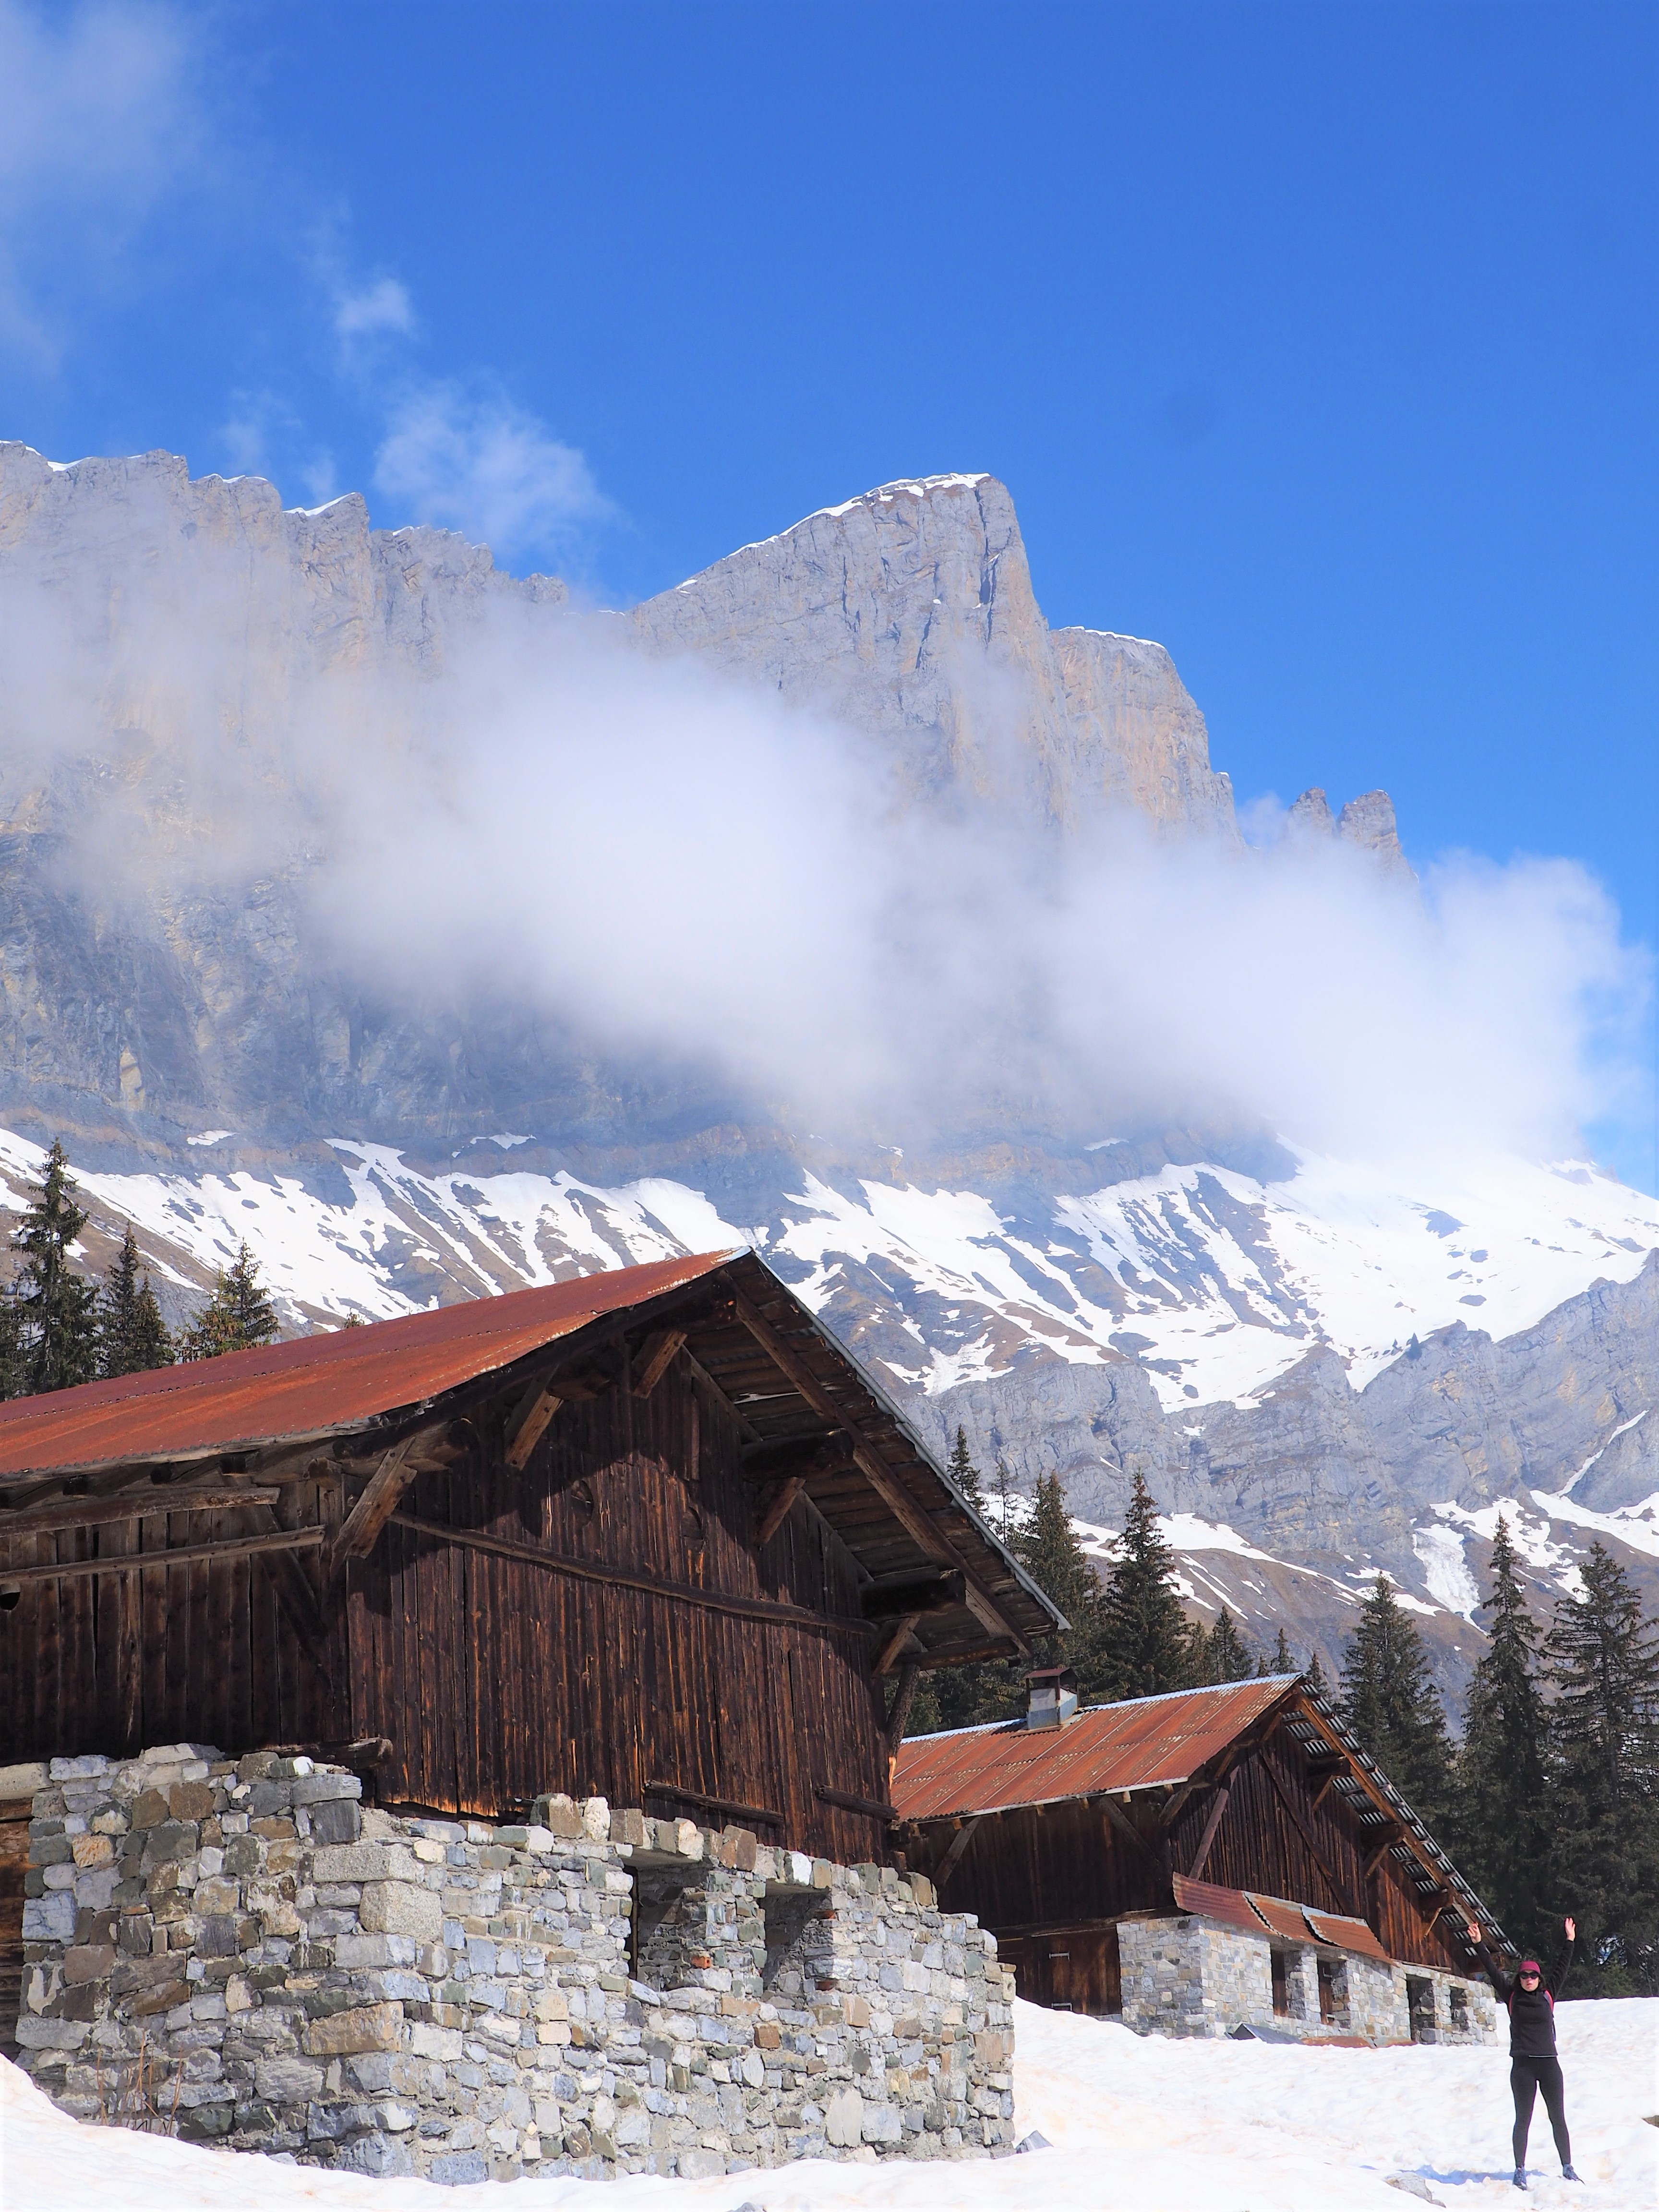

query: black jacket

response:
[1474,1937,1575,2060]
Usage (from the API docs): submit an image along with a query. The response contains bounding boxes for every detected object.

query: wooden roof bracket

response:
[726,1281,1029,1653]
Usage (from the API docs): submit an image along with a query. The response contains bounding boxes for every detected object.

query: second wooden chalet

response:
[891,1670,1504,2046]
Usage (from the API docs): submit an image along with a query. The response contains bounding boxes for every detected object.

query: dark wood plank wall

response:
[937,1722,1469,1973]
[348,1346,894,1862]
[0,1499,341,1763]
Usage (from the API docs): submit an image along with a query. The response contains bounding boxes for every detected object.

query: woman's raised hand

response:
[1564,1916,1575,1940]
[1466,1920,1481,1943]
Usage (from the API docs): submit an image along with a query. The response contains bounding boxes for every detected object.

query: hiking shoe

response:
[1512,2173,1527,2191]
[1562,2168,1582,2183]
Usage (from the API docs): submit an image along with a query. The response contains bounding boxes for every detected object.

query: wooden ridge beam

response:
[726,1283,1028,1653]
[646,1779,784,1829]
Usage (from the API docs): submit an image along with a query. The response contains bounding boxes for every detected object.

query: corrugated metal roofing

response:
[1305,1908,1390,1963]
[0,1252,734,1482]
[891,1678,1296,1819]
[1173,1879,1396,1962]
[1247,1893,1311,1944]
[1170,1873,1262,1933]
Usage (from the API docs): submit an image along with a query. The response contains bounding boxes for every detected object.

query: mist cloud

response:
[0,495,1646,1178]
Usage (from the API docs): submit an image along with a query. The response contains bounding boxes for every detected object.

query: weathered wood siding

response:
[0,1506,340,1763]
[0,1347,893,1863]
[349,1347,891,1860]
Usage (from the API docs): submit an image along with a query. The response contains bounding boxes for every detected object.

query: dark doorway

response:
[0,1797,31,2061]
[1271,1948,1291,2016]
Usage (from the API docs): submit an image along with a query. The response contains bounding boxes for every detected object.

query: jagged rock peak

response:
[629,471,1238,838]
[1287,784,1410,872]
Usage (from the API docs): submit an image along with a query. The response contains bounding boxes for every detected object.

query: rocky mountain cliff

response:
[0,440,1648,1704]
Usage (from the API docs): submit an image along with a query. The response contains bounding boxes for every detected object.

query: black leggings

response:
[1511,2056,1571,2169]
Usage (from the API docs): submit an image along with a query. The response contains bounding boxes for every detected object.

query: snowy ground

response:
[3,1999,1653,2211]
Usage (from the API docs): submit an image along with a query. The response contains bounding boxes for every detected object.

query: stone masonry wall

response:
[1117,1914,1496,2045]
[11,1743,1015,2182]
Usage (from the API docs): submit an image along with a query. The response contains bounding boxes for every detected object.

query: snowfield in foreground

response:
[3,1999,1654,2212]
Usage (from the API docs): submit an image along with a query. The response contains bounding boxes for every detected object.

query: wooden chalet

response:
[0,1247,1061,1862]
[892,1672,1504,2024]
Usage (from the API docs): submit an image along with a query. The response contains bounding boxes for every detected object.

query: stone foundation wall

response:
[10,1744,1015,2182]
[1117,1912,1495,2045]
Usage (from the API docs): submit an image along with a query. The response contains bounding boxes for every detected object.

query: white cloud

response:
[333,275,413,342]
[0,0,204,364]
[372,382,612,564]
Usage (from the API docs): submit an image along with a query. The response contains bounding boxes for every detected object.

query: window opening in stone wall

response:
[1316,1955,1348,2027]
[631,1867,700,1991]
[1448,1984,1468,2034]
[762,1885,826,1993]
[1406,1974,1436,2044]
[1270,1947,1290,2017]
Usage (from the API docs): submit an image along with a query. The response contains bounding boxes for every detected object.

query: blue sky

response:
[1,0,1654,1174]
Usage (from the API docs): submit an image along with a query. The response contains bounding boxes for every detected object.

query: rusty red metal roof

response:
[1247,1892,1311,1943]
[0,1252,736,1482]
[1171,1873,1262,1932]
[1174,1880,1395,1961]
[1305,1908,1390,1963]
[892,1678,1297,1819]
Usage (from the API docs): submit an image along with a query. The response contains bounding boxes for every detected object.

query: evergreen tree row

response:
[921,1428,1659,1992]
[0,1139,280,1398]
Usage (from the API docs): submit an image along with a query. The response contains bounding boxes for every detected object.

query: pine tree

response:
[1271,1626,1296,1675]
[0,1282,26,1401]
[1098,1471,1202,1700]
[1452,1516,1550,1949]
[96,1226,176,1378]
[1204,1606,1256,1683]
[1304,1647,1329,1698]
[179,1241,279,1361]
[1012,1471,1109,1697]
[1543,1542,1659,1993]
[946,1425,987,1515]
[1339,1575,1453,1829]
[11,1139,99,1395]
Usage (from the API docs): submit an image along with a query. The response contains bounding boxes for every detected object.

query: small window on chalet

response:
[1449,1984,1469,2034]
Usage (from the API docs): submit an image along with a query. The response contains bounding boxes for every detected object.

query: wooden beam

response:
[646,1779,783,1828]
[504,1387,562,1472]
[727,1283,1028,1651]
[0,1486,280,1537]
[631,1328,686,1398]
[815,1783,900,1824]
[389,1510,875,1641]
[0,1526,325,1587]
[862,1570,966,1622]
[930,1814,985,1892]
[329,1436,419,1570]
[1256,1749,1364,1920]
[884,1660,922,1762]
[873,1613,922,1676]
[1096,1792,1168,1875]
[754,1475,805,1547]
[1187,1783,1231,1880]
